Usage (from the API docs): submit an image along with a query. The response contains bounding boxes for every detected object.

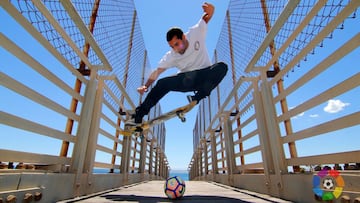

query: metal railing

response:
[189,0,360,202]
[1,0,360,202]
[0,0,168,202]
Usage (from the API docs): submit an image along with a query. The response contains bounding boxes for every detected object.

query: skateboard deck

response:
[122,101,197,137]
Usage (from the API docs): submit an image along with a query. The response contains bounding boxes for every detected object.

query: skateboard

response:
[121,101,197,137]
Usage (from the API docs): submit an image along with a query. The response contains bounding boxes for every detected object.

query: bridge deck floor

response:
[60,180,293,203]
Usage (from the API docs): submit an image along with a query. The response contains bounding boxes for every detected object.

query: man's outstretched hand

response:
[202,2,215,23]
[137,85,148,95]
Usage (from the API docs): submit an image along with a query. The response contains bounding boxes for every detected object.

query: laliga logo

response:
[313,169,345,201]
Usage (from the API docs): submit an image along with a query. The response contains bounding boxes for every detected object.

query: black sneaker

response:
[187,95,199,104]
[125,107,144,126]
[134,107,144,123]
[187,95,194,103]
[125,117,138,127]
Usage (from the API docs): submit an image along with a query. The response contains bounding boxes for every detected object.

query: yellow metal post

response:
[61,0,101,157]
[260,0,299,172]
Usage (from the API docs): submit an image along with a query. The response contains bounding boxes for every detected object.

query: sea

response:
[169,169,189,181]
[92,168,189,181]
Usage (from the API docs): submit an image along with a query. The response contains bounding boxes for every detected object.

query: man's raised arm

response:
[202,2,215,23]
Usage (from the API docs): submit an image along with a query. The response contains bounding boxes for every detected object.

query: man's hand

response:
[202,2,215,23]
[137,85,148,95]
[137,68,165,95]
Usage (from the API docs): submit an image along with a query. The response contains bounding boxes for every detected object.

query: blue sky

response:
[1,1,358,173]
[133,1,360,171]
[133,0,230,170]
[0,0,230,171]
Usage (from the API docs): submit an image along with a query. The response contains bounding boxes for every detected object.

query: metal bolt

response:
[34,192,42,201]
[23,193,33,203]
[340,195,350,203]
[6,195,16,203]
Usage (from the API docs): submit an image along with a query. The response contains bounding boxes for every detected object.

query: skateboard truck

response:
[132,126,144,139]
[123,124,144,139]
[176,111,186,122]
[121,101,196,138]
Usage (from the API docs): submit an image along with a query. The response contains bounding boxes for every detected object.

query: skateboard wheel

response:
[181,117,186,122]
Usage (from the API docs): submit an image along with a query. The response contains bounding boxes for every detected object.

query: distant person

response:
[127,2,228,126]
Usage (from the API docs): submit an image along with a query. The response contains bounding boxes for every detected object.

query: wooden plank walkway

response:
[59,181,293,203]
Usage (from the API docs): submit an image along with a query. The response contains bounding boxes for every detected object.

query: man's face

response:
[168,35,186,54]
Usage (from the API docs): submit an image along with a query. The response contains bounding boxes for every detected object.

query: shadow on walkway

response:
[102,194,253,203]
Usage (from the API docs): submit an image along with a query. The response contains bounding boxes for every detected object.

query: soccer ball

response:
[164,176,186,199]
[323,178,334,190]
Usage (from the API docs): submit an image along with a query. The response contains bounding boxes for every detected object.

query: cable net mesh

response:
[11,0,357,150]
[13,0,153,111]
[195,0,356,143]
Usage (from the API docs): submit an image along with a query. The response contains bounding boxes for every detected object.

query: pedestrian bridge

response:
[59,181,292,203]
[1,1,359,203]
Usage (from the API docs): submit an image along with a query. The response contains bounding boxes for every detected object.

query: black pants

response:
[136,62,228,118]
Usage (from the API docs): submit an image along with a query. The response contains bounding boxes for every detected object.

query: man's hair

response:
[166,27,183,42]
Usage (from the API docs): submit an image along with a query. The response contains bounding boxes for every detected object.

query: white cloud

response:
[310,114,319,118]
[293,112,305,119]
[288,106,305,119]
[323,99,350,113]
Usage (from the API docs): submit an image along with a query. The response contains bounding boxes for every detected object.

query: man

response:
[127,2,228,125]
